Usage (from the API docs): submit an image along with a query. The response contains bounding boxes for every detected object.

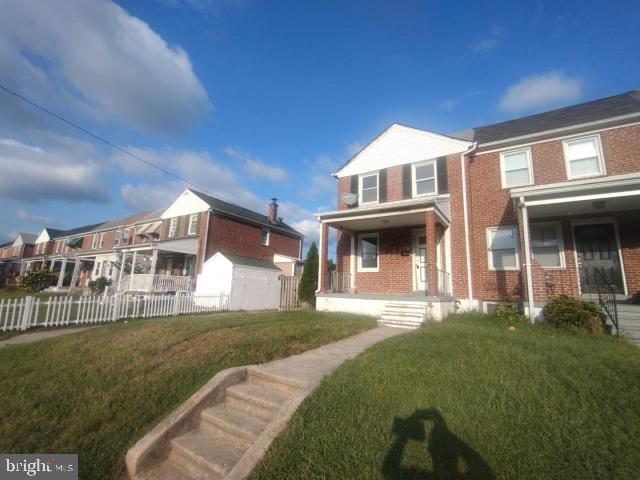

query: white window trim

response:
[411,160,438,198]
[91,234,98,249]
[530,221,566,269]
[357,232,379,272]
[486,226,520,271]
[98,233,105,249]
[188,213,199,235]
[261,228,270,246]
[500,147,534,188]
[563,134,606,180]
[168,218,178,238]
[359,171,379,205]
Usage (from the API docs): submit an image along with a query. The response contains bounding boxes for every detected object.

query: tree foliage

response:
[298,242,318,306]
[20,269,57,292]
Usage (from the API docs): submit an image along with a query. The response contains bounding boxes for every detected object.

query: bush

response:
[298,242,318,307]
[543,295,606,334]
[496,299,527,323]
[20,269,57,292]
[88,277,112,294]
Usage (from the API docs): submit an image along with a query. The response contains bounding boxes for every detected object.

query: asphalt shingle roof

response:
[451,90,640,144]
[190,190,303,238]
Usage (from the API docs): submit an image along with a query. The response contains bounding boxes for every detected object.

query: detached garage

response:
[195,252,282,311]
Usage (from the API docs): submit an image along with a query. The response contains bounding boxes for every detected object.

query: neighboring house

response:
[3,190,303,293]
[316,89,640,326]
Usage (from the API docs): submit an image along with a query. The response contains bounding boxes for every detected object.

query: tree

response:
[20,269,57,292]
[298,242,318,306]
[327,259,336,272]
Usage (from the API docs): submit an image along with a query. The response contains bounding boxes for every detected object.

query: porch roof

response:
[118,237,198,255]
[511,172,640,218]
[316,196,449,231]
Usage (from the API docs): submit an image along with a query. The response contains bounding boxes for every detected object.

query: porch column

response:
[19,261,27,276]
[349,234,356,289]
[118,252,127,283]
[131,251,138,275]
[317,222,329,293]
[70,259,81,288]
[425,210,438,297]
[56,258,67,288]
[150,249,158,292]
[519,198,536,323]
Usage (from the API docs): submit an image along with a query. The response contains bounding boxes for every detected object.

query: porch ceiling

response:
[324,209,430,232]
[526,193,640,218]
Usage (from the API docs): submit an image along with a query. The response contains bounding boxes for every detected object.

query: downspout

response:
[519,196,536,323]
[460,142,477,309]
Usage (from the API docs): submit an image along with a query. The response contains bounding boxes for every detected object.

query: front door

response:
[574,223,624,294]
[413,232,427,291]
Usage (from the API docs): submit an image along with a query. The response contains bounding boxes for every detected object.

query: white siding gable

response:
[337,124,471,177]
[35,229,51,244]
[12,235,24,247]
[161,189,210,219]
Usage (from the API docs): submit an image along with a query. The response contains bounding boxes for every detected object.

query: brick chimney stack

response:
[268,198,278,223]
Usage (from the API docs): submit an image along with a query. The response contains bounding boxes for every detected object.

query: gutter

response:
[460,142,477,309]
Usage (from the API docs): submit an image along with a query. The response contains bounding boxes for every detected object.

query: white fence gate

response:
[0,293,229,332]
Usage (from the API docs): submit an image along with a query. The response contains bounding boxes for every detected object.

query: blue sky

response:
[0,0,638,252]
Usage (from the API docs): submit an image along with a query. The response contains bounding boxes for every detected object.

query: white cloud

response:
[16,209,58,226]
[224,147,287,182]
[499,71,583,113]
[0,137,108,203]
[472,26,504,53]
[439,99,458,111]
[0,0,210,134]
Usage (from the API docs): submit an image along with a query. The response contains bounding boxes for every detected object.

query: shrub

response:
[20,269,57,292]
[496,299,527,323]
[88,277,112,294]
[298,242,318,307]
[543,295,606,334]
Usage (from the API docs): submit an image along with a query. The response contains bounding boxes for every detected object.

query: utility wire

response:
[0,82,231,202]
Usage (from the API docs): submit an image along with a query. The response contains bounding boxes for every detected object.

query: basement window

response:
[487,226,520,271]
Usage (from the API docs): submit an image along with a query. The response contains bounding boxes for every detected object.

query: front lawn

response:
[0,310,375,480]
[253,313,640,480]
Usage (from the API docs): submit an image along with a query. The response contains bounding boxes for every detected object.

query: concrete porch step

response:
[137,461,196,480]
[225,382,289,421]
[200,403,268,447]
[169,430,245,479]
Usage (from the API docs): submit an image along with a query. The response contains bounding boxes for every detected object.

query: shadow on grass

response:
[383,408,495,480]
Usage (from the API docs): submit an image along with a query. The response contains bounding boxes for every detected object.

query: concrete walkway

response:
[127,326,405,480]
[0,327,95,348]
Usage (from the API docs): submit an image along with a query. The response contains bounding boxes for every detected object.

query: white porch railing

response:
[153,275,192,293]
[104,274,192,295]
[329,271,351,293]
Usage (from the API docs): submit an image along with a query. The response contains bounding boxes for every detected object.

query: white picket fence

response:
[0,293,230,332]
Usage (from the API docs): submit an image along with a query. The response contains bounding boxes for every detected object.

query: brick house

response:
[316,90,640,326]
[5,189,303,293]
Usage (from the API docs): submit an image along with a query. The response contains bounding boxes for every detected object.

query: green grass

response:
[0,310,375,480]
[0,288,78,299]
[252,313,640,480]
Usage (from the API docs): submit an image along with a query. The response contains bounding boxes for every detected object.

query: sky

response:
[0,0,639,254]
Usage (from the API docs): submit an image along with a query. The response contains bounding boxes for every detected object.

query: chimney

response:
[268,198,278,223]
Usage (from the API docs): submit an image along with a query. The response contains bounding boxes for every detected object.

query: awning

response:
[67,237,83,248]
[137,221,162,236]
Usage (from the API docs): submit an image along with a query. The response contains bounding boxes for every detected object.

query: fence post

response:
[112,293,120,322]
[172,293,180,316]
[20,296,34,331]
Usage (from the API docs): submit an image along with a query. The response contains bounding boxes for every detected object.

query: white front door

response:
[413,231,427,291]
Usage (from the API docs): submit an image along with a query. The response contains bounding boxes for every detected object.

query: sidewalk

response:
[0,327,95,348]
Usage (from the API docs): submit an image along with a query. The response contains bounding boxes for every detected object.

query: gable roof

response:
[16,233,37,245]
[452,89,640,145]
[189,190,303,239]
[335,123,472,177]
[0,241,12,249]
[220,252,282,271]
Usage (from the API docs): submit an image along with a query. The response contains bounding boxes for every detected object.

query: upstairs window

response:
[501,148,533,188]
[531,223,564,268]
[98,233,104,249]
[168,218,179,238]
[563,136,604,179]
[358,233,379,272]
[188,213,199,235]
[412,161,436,196]
[261,228,270,246]
[487,226,520,270]
[359,172,379,205]
[91,234,99,249]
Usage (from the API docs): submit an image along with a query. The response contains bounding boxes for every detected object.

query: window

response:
[359,172,379,205]
[261,228,270,246]
[108,262,114,277]
[358,233,379,272]
[563,136,604,179]
[95,261,102,277]
[122,228,130,244]
[500,148,533,188]
[412,161,437,196]
[91,234,99,249]
[487,226,520,270]
[531,223,564,268]
[188,213,199,235]
[98,233,104,249]
[168,218,178,237]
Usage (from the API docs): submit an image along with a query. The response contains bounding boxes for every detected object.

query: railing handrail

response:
[597,283,619,336]
[436,267,451,296]
[329,271,351,293]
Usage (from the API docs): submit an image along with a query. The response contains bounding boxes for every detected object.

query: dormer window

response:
[412,161,437,197]
[359,172,379,205]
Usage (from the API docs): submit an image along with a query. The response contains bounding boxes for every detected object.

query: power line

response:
[0,82,231,201]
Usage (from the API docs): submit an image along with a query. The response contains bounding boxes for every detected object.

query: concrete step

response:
[225,383,289,421]
[377,321,419,330]
[169,430,245,479]
[201,403,268,448]
[380,312,425,320]
[247,367,306,394]
[137,461,196,480]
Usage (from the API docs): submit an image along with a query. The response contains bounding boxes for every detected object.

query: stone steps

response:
[132,367,303,480]
[378,301,427,329]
